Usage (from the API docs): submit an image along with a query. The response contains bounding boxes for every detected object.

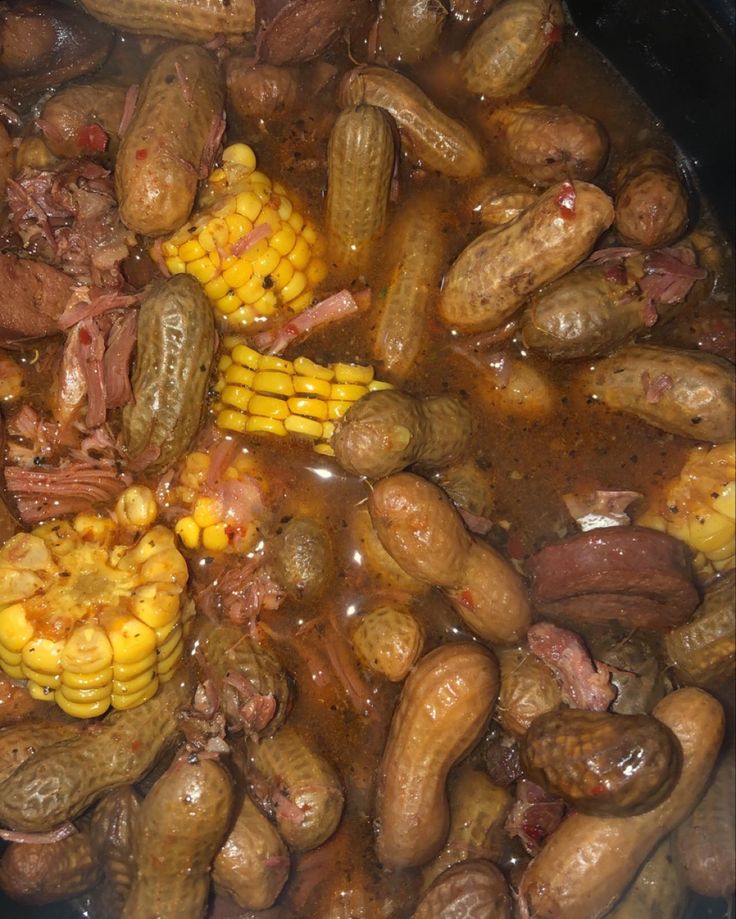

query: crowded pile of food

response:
[0,0,734,916]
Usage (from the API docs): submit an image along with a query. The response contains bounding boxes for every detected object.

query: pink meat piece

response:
[505,779,566,856]
[527,621,617,711]
[5,461,128,524]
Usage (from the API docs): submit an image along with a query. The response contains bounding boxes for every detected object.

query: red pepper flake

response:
[591,783,606,796]
[459,589,477,611]
[135,148,148,161]
[130,739,142,752]
[78,327,92,346]
[556,181,576,220]
[543,22,563,44]
[75,123,109,153]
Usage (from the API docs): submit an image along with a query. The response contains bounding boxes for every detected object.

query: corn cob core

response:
[168,449,265,553]
[0,487,189,719]
[213,340,393,454]
[637,441,736,575]
[158,143,328,330]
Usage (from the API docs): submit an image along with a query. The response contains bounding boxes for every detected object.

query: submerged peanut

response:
[351,605,424,681]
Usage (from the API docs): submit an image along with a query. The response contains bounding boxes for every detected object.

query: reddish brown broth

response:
[1,13,734,919]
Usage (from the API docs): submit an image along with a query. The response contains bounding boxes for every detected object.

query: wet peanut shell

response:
[0,670,194,832]
[412,859,511,918]
[0,830,101,906]
[521,709,682,816]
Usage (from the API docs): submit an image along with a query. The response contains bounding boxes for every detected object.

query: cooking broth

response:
[0,2,733,917]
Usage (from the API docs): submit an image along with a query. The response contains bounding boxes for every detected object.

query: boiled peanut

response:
[460,0,563,97]
[412,860,511,918]
[339,65,485,179]
[520,709,682,816]
[496,647,562,736]
[213,793,290,909]
[422,764,512,889]
[123,755,234,919]
[351,605,424,681]
[518,688,725,918]
[0,830,101,906]
[376,642,499,868]
[248,724,344,852]
[369,473,530,643]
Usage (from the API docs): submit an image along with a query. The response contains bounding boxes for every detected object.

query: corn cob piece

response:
[0,487,191,718]
[213,340,393,455]
[167,447,266,553]
[637,441,735,576]
[158,144,328,330]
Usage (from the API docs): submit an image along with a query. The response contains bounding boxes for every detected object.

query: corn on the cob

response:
[213,340,393,454]
[158,144,328,330]
[167,448,265,553]
[0,487,191,718]
[637,441,735,576]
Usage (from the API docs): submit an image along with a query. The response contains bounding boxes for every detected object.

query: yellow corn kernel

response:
[331,382,368,401]
[112,667,155,696]
[226,213,252,243]
[246,415,287,436]
[236,190,263,222]
[58,682,111,704]
[288,396,328,420]
[254,291,278,316]
[157,638,183,677]
[0,660,23,680]
[281,270,308,303]
[289,211,305,234]
[117,526,176,569]
[277,195,293,221]
[156,619,181,651]
[21,637,63,674]
[62,623,113,673]
[165,256,186,275]
[293,356,334,381]
[221,384,252,412]
[26,680,54,700]
[175,515,200,549]
[314,443,336,456]
[252,246,281,278]
[253,370,294,397]
[116,486,158,530]
[186,256,218,284]
[223,143,257,171]
[222,259,254,290]
[248,394,289,420]
[215,292,242,316]
[293,375,332,398]
[223,334,245,351]
[113,651,157,682]
[217,409,248,433]
[213,195,237,218]
[302,224,318,246]
[107,616,157,666]
[197,227,216,252]
[73,514,115,544]
[162,240,179,257]
[0,567,43,605]
[208,217,230,247]
[249,170,272,190]
[259,355,293,372]
[284,415,323,439]
[230,305,257,327]
[193,495,223,529]
[270,258,294,291]
[271,225,296,256]
[178,239,206,263]
[327,400,353,420]
[368,379,394,391]
[131,586,180,630]
[209,167,227,183]
[225,364,255,388]
[306,257,328,287]
[62,666,113,690]
[22,667,61,690]
[112,677,159,710]
[217,357,233,377]
[322,421,336,440]
[187,452,211,475]
[288,238,310,270]
[202,523,229,552]
[288,290,313,314]
[238,275,267,305]
[56,692,110,718]
[333,363,374,385]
